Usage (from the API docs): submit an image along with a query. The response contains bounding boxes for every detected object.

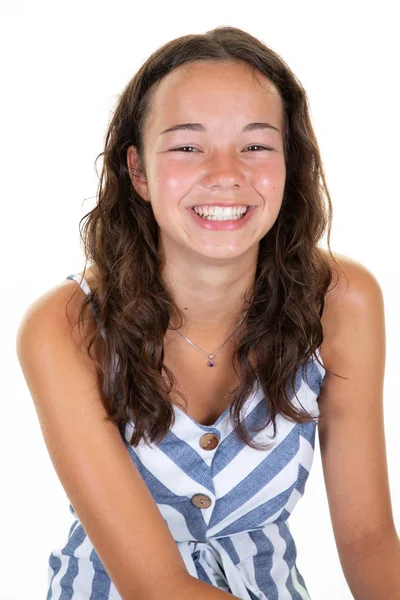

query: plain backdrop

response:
[1,1,399,598]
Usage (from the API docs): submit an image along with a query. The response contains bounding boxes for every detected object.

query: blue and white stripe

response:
[46,273,326,599]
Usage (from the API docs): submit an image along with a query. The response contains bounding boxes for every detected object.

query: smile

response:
[192,206,249,220]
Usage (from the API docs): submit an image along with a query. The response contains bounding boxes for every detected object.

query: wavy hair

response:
[70,25,345,450]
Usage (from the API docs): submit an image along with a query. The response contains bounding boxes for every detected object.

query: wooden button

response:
[191,494,212,509]
[199,433,219,451]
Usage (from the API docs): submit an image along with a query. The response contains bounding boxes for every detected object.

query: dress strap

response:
[66,273,91,296]
[66,273,101,328]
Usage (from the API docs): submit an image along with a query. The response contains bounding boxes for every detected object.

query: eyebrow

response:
[159,122,281,135]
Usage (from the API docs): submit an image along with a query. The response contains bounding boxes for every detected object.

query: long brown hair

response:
[70,25,344,450]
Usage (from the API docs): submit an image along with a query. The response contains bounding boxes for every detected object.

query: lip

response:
[187,205,256,231]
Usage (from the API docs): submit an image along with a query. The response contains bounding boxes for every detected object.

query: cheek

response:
[256,160,286,201]
[152,159,194,196]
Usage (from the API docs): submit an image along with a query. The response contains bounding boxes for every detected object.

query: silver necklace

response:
[168,310,249,367]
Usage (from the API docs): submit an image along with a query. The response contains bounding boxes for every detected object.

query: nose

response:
[201,149,246,190]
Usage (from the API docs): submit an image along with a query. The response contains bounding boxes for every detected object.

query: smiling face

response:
[127,59,286,264]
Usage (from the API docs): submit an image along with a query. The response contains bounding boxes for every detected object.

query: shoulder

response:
[319,247,383,305]
[318,248,385,375]
[16,270,97,362]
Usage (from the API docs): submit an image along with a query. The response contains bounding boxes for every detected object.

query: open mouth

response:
[191,206,250,221]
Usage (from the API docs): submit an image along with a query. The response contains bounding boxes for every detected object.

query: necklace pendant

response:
[207,359,215,367]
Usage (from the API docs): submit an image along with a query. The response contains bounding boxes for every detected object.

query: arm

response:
[15,281,236,600]
[318,254,400,599]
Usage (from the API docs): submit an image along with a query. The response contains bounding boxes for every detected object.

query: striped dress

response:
[46,273,326,600]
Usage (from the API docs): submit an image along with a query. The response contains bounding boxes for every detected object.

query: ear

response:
[127,145,150,202]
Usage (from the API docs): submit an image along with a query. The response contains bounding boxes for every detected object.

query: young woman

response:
[16,26,400,600]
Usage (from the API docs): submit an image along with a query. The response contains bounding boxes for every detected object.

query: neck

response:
[162,256,256,336]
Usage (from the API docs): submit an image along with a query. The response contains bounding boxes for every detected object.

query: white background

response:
[1,1,399,598]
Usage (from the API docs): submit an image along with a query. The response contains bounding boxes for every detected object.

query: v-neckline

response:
[172,402,233,430]
[171,378,262,430]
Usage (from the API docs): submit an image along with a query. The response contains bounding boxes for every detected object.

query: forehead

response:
[146,60,284,134]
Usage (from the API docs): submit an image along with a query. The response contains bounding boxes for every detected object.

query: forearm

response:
[340,537,400,599]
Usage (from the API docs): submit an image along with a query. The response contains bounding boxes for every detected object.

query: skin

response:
[127,59,286,340]
[17,58,400,596]
[126,58,400,593]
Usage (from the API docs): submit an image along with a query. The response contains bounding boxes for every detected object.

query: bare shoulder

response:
[16,269,97,362]
[319,246,383,306]
[318,247,385,376]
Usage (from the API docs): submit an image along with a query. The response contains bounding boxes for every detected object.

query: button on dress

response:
[46,274,326,599]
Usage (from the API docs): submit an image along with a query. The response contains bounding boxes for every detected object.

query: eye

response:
[170,145,274,153]
[171,146,199,152]
[244,145,273,152]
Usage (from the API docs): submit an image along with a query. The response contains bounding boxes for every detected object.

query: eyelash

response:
[171,145,273,153]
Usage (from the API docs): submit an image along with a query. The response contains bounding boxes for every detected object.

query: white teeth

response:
[192,206,248,220]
